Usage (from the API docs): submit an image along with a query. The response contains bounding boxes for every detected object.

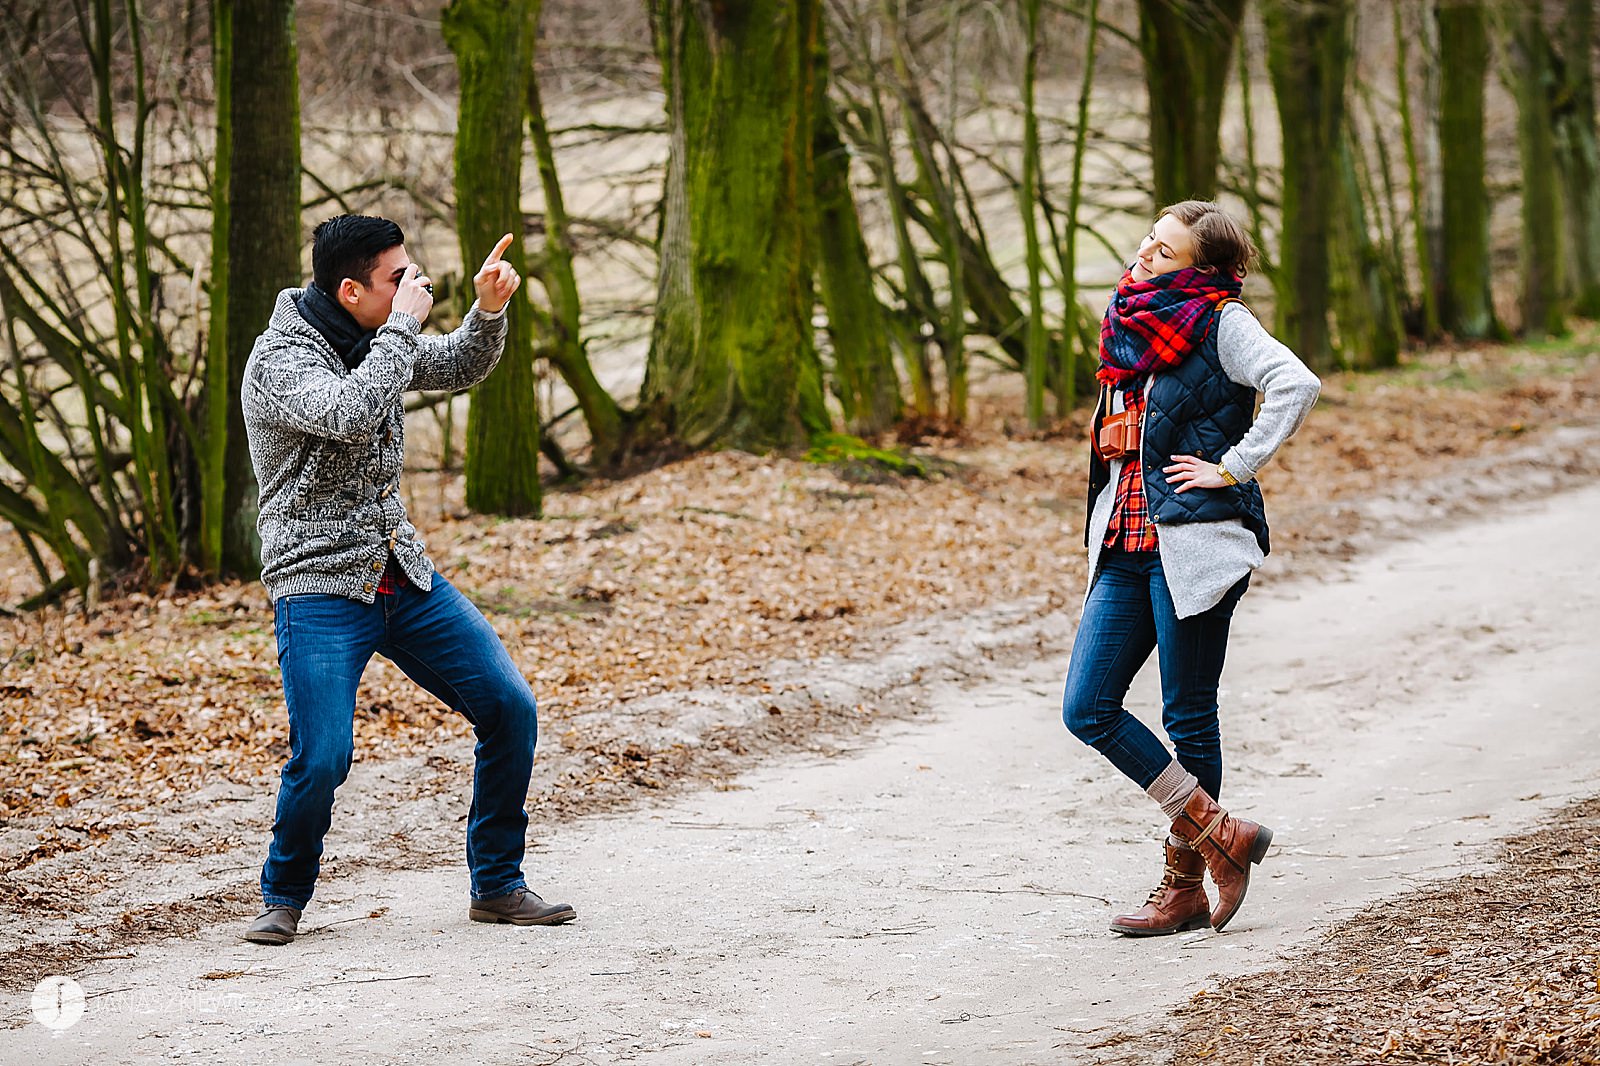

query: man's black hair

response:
[311,215,405,294]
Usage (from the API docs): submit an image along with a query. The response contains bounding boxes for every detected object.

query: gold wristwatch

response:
[1216,460,1239,487]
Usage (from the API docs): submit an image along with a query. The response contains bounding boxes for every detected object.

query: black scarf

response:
[295,283,377,370]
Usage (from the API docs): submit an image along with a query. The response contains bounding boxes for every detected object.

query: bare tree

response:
[444,0,543,515]
[208,0,300,577]
[641,0,828,450]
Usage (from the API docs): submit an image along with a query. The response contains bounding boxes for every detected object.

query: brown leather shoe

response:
[468,888,576,926]
[1170,787,1273,931]
[243,905,301,945]
[1109,839,1211,936]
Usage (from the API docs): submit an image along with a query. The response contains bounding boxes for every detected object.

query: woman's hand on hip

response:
[1163,454,1227,493]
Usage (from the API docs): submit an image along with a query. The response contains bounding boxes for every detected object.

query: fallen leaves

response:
[1162,796,1600,1065]
[1,335,1599,851]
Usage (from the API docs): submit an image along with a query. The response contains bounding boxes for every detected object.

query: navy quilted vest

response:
[1086,317,1270,554]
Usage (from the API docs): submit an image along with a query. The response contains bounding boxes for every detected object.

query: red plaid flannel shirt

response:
[1102,385,1158,553]
[375,552,409,595]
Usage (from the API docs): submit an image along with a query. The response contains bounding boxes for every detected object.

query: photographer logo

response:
[32,975,85,1031]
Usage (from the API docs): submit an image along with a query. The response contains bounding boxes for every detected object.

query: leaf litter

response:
[1134,795,1600,1066]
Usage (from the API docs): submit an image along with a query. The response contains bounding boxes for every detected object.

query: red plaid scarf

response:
[1097,266,1241,388]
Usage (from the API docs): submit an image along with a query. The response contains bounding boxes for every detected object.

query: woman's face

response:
[1131,214,1200,282]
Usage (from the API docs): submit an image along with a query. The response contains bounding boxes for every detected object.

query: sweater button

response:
[363,582,374,593]
[371,560,383,571]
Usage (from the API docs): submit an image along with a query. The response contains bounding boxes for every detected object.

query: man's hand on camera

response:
[393,262,434,324]
[474,233,522,314]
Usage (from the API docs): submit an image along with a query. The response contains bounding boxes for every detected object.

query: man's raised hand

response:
[393,262,434,324]
[474,233,522,314]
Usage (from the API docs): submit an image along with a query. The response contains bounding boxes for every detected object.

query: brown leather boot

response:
[1109,839,1211,936]
[1169,788,1273,931]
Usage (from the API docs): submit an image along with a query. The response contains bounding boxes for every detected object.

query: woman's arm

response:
[1212,303,1321,483]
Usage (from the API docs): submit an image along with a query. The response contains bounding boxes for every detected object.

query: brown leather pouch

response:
[1098,409,1141,460]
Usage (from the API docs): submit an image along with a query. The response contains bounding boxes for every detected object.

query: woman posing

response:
[1062,200,1320,935]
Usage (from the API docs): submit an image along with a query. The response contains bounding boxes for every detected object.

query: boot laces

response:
[1144,864,1178,905]
[1145,858,1202,904]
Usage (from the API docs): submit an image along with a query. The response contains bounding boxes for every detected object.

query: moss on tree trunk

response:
[1329,134,1402,369]
[814,92,900,436]
[215,0,300,576]
[1513,4,1566,339]
[525,25,628,468]
[1436,1,1500,340]
[1138,0,1247,207]
[1555,0,1600,317]
[1263,0,1351,370]
[642,0,828,451]
[445,0,543,516]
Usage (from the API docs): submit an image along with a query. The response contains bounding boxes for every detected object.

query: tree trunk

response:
[856,84,938,418]
[1138,0,1247,207]
[932,1,967,426]
[1394,0,1440,340]
[213,0,299,577]
[1262,0,1352,370]
[1235,20,1286,311]
[445,0,543,515]
[1021,0,1047,427]
[1053,0,1099,417]
[1554,0,1600,317]
[1330,132,1402,368]
[883,1,967,425]
[1435,0,1500,339]
[642,0,829,451]
[814,93,900,435]
[524,12,628,467]
[1512,3,1566,339]
[202,0,231,576]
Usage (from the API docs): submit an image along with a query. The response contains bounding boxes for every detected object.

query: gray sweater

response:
[1085,302,1321,618]
[242,289,507,603]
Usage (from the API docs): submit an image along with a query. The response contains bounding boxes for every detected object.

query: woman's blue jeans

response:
[261,573,537,909]
[1062,549,1248,800]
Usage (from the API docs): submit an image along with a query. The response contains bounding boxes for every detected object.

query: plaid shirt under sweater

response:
[375,553,410,595]
[1102,385,1158,553]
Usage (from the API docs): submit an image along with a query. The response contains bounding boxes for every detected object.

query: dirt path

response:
[5,480,1599,1064]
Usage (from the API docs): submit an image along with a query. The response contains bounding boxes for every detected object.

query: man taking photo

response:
[239,214,574,945]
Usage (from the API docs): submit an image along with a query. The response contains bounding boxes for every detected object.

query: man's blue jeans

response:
[261,573,537,909]
[1062,549,1248,800]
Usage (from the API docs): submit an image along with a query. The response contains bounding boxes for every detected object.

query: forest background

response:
[1,0,1594,597]
[3,2,1600,1058]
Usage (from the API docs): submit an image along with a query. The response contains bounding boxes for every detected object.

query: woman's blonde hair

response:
[1158,200,1256,279]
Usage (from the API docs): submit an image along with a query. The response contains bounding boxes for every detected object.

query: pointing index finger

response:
[482,233,513,269]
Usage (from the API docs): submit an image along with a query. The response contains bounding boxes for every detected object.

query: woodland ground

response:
[2,332,1600,1061]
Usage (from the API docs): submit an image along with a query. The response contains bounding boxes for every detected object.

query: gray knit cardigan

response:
[242,289,507,603]
[1085,302,1322,618]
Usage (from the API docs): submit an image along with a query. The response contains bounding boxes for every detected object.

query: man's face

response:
[342,244,414,330]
